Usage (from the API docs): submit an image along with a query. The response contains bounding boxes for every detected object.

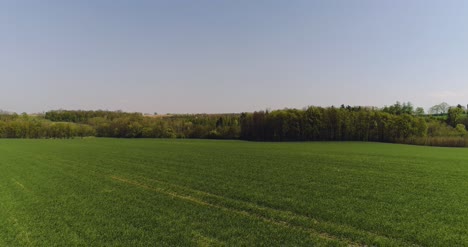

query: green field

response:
[1,139,467,246]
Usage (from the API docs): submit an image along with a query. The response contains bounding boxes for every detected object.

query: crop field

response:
[1,139,468,246]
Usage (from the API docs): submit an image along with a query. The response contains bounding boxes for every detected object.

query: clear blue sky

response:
[1,0,468,113]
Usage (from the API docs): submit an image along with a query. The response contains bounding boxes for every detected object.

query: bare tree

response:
[429,102,450,115]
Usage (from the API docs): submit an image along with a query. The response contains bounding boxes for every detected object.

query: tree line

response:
[1,103,468,147]
[239,106,427,142]
[0,114,95,138]
[44,110,240,139]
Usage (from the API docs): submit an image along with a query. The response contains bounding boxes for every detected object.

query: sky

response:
[1,0,468,114]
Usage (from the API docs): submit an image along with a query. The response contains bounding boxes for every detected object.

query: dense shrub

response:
[402,136,467,147]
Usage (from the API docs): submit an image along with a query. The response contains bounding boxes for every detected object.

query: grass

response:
[0,139,467,246]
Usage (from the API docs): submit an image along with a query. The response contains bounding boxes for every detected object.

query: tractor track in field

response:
[110,175,347,245]
[111,175,420,247]
[2,140,467,246]
[191,230,225,247]
[25,152,420,246]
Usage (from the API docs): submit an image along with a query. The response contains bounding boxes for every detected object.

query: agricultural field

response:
[1,139,467,246]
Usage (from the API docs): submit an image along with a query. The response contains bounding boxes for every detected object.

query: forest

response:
[0,102,467,147]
